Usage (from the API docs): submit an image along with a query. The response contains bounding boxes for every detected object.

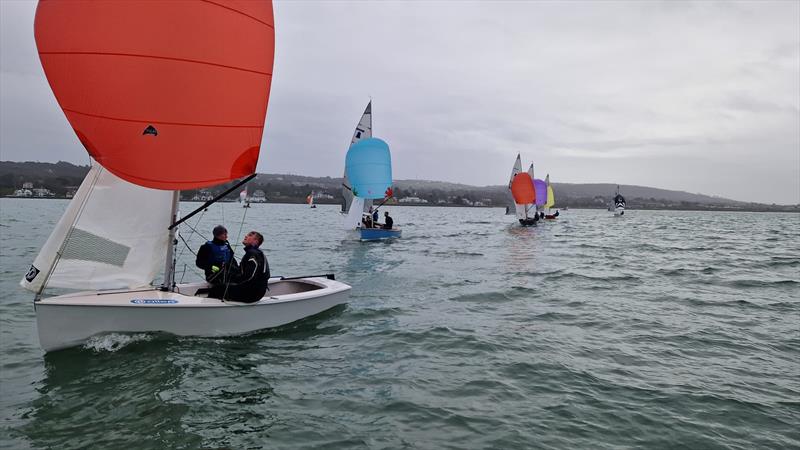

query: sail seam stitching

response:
[62,108,264,129]
[39,51,273,76]
[200,0,275,29]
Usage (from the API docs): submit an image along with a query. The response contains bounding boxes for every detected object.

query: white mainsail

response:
[342,101,372,214]
[343,197,366,230]
[527,163,537,217]
[21,164,174,293]
[506,154,523,215]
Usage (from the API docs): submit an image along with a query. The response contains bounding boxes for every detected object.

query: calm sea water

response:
[1,199,798,449]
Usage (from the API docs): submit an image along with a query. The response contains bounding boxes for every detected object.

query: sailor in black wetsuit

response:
[382,211,394,230]
[196,225,237,285]
[210,231,270,303]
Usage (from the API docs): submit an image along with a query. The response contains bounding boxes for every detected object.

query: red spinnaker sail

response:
[511,173,536,205]
[35,0,275,190]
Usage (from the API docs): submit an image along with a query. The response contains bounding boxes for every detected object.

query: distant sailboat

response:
[22,0,350,352]
[307,191,317,208]
[239,187,250,208]
[343,137,400,240]
[511,172,537,226]
[613,185,626,216]
[531,164,547,219]
[544,174,559,219]
[342,101,372,215]
[505,154,522,215]
[509,155,537,226]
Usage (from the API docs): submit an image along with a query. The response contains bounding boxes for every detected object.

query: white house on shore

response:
[399,196,428,204]
[250,190,267,203]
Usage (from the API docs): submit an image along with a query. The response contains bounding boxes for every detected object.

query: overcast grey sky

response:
[1,1,798,203]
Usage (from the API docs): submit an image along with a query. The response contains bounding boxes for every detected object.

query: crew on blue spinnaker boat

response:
[196,225,237,285]
[382,211,394,230]
[210,231,270,303]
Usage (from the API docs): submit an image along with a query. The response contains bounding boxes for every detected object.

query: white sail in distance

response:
[506,154,523,215]
[342,101,372,214]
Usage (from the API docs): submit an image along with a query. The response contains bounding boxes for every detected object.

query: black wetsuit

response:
[210,245,270,303]
[383,215,394,230]
[195,238,237,284]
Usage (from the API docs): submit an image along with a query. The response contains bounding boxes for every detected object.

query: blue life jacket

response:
[206,240,232,266]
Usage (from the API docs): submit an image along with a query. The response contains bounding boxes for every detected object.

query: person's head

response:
[212,225,228,241]
[242,231,264,247]
[384,211,389,216]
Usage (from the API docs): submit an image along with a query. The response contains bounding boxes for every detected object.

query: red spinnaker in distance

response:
[35,0,275,190]
[511,173,536,205]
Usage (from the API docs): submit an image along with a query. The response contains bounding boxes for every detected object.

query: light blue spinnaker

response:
[345,137,392,199]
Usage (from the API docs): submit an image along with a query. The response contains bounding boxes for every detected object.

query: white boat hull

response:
[35,277,350,352]
[614,206,625,216]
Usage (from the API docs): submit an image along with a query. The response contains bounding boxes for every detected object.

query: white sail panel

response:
[342,170,353,213]
[343,197,365,230]
[506,154,523,214]
[515,204,529,220]
[508,154,522,189]
[343,102,373,213]
[350,101,372,145]
[21,165,174,293]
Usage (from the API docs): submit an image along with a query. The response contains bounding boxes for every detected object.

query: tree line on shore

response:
[1,161,796,212]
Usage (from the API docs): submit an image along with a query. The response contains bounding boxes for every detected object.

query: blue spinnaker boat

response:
[345,137,392,199]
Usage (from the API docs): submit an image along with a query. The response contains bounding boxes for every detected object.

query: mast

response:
[161,190,180,291]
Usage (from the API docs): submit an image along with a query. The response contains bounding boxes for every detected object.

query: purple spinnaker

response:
[534,179,547,207]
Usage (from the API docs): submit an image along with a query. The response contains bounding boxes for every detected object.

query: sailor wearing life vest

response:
[196,225,237,285]
[210,231,270,303]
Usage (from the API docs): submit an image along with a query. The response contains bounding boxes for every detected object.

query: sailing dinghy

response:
[307,192,317,208]
[543,174,559,219]
[240,187,251,208]
[22,0,350,352]
[344,138,400,240]
[613,185,626,216]
[533,175,547,219]
[505,154,523,215]
[509,156,538,226]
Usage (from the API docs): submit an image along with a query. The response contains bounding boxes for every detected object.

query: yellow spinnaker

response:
[545,185,555,209]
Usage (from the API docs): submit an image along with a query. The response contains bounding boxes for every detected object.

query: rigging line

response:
[175,208,206,260]
[178,232,198,257]
[221,201,250,301]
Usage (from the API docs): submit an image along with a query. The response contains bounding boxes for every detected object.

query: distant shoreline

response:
[2,197,797,214]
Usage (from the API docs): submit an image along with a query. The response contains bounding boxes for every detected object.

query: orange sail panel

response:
[511,173,536,205]
[34,0,275,190]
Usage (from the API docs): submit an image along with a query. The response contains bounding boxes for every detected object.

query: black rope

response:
[220,202,250,301]
[178,232,198,257]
